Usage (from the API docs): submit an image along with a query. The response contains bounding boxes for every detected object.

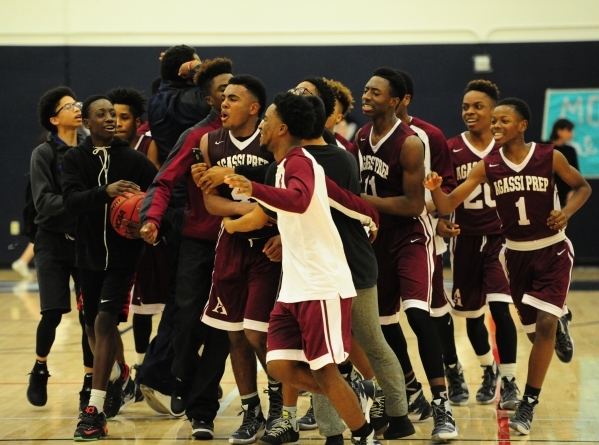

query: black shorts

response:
[33,228,79,314]
[80,267,135,326]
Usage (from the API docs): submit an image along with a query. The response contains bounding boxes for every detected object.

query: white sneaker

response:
[12,260,32,279]
[140,384,172,415]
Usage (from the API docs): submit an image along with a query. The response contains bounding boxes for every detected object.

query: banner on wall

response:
[542,89,599,178]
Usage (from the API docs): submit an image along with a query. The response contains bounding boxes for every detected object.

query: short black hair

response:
[394,69,414,98]
[160,45,197,82]
[497,97,531,124]
[302,77,336,118]
[82,95,112,119]
[372,67,407,100]
[151,76,162,95]
[106,88,147,119]
[304,95,327,140]
[273,92,315,140]
[550,118,575,141]
[465,79,500,103]
[38,86,77,133]
[228,74,267,117]
[194,57,233,96]
[323,78,354,116]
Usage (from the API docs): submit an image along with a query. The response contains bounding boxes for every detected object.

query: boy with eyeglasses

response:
[26,87,95,412]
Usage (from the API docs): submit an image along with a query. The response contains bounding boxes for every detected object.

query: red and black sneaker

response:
[74,405,107,441]
[104,362,129,419]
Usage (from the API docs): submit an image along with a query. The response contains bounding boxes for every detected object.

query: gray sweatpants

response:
[313,285,408,436]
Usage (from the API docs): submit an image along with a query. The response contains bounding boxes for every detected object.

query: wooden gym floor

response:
[1,267,598,444]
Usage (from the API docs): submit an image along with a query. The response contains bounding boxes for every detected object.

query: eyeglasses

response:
[55,101,83,115]
[288,87,313,96]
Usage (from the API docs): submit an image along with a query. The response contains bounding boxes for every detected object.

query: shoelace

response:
[446,367,465,392]
[236,407,260,434]
[502,379,520,399]
[370,395,385,418]
[555,322,572,350]
[432,403,451,429]
[480,366,497,391]
[267,419,295,437]
[264,386,283,419]
[513,399,535,421]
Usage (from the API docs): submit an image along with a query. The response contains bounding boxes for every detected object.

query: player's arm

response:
[361,135,425,217]
[325,176,379,233]
[424,160,487,215]
[30,146,66,216]
[548,150,592,230]
[223,205,270,234]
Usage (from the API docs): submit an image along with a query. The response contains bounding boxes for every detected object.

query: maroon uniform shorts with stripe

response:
[202,230,282,332]
[266,296,353,370]
[500,239,573,333]
[373,216,436,324]
[450,234,512,318]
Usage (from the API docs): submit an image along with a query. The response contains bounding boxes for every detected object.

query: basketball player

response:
[140,58,233,439]
[424,98,591,435]
[223,91,380,445]
[443,80,519,409]
[323,78,355,150]
[199,74,283,444]
[62,95,157,440]
[355,68,458,441]
[27,87,94,412]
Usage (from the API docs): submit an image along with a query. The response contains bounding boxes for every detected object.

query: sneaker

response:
[258,418,299,445]
[445,362,469,406]
[383,415,415,439]
[104,363,128,419]
[26,367,49,407]
[344,365,363,385]
[431,398,459,441]
[229,404,266,444]
[192,419,215,440]
[140,384,171,415]
[74,406,108,441]
[265,382,283,433]
[12,259,32,279]
[79,374,93,413]
[325,434,344,445]
[508,396,538,435]
[499,377,520,411]
[555,313,574,363]
[297,395,318,430]
[120,373,136,412]
[171,378,191,418]
[130,365,144,403]
[370,386,389,435]
[476,362,500,404]
[350,379,376,423]
[350,427,378,445]
[407,383,432,422]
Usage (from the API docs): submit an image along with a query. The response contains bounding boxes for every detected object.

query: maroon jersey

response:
[447,133,502,236]
[135,132,153,156]
[484,142,559,242]
[355,120,419,229]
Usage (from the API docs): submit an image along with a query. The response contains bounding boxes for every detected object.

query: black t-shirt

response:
[264,144,378,290]
[553,143,579,206]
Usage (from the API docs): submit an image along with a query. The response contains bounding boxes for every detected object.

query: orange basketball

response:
[109,192,145,238]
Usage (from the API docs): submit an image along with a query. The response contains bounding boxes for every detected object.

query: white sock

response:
[89,389,106,410]
[283,406,298,430]
[109,362,121,381]
[136,353,145,366]
[477,350,495,367]
[500,363,517,380]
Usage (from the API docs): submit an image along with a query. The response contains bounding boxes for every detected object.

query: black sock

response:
[523,384,541,400]
[33,360,47,372]
[350,422,372,438]
[241,393,261,409]
[431,385,447,401]
[405,374,419,393]
[338,361,353,377]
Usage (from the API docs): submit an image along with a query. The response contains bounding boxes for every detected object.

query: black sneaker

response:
[229,404,266,444]
[74,406,107,441]
[350,427,378,445]
[431,398,459,441]
[297,395,318,430]
[555,313,574,363]
[325,434,344,445]
[445,362,469,406]
[120,373,136,412]
[407,383,432,422]
[265,382,283,433]
[499,377,520,411]
[350,379,376,423]
[104,363,127,419]
[508,396,538,435]
[383,415,415,439]
[344,365,363,385]
[476,362,500,404]
[192,419,215,440]
[26,366,49,407]
[369,386,389,435]
[79,373,93,413]
[131,365,144,403]
[258,419,299,445]
[171,378,191,418]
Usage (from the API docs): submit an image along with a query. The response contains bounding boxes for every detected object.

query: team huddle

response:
[25,44,591,443]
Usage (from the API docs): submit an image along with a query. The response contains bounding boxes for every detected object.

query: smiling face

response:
[49,96,82,130]
[113,104,140,144]
[220,84,259,130]
[362,76,398,118]
[84,99,116,143]
[462,90,495,135]
[258,104,283,153]
[491,105,528,145]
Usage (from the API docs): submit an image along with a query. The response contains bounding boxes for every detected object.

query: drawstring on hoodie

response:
[93,146,111,269]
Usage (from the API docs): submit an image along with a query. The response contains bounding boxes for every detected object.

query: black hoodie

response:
[62,136,157,270]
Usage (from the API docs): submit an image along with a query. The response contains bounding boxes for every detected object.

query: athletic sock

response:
[350,422,372,439]
[241,391,260,409]
[109,362,121,382]
[282,406,298,430]
[33,360,48,372]
[500,363,517,380]
[477,350,495,367]
[431,385,448,401]
[338,362,353,378]
[405,373,420,395]
[89,389,106,411]
[523,384,541,400]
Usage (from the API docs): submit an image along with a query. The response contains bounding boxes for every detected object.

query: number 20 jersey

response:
[447,133,501,236]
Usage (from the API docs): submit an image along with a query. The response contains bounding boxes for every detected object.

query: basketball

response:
[109,192,145,238]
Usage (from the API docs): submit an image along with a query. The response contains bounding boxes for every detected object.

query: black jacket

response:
[62,136,157,270]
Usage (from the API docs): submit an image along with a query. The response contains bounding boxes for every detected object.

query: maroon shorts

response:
[430,254,451,317]
[202,230,282,332]
[130,242,170,315]
[449,234,512,318]
[266,296,353,370]
[373,217,436,323]
[501,239,573,333]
